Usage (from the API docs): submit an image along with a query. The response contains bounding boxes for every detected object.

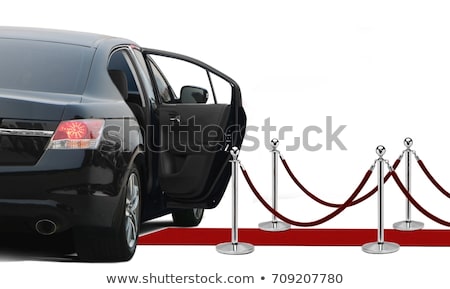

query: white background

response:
[2,0,450,288]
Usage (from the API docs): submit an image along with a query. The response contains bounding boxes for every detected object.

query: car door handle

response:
[169,115,181,125]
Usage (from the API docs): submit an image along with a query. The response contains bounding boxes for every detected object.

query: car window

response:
[132,48,156,105]
[108,50,139,95]
[0,39,94,94]
[108,48,145,107]
[149,61,174,103]
[148,55,232,105]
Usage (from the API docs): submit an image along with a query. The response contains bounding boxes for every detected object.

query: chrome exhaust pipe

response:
[35,219,57,235]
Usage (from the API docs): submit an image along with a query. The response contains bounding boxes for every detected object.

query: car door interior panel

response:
[158,104,230,200]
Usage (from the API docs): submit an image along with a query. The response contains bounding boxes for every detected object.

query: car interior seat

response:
[108,69,145,127]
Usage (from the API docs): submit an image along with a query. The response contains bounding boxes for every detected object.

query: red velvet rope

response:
[280,157,401,208]
[391,170,450,227]
[417,159,450,199]
[241,165,373,227]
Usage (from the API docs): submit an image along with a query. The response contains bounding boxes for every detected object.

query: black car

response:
[0,27,246,261]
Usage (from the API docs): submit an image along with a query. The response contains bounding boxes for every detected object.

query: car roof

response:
[0,26,130,48]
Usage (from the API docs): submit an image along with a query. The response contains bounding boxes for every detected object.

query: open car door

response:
[143,49,246,209]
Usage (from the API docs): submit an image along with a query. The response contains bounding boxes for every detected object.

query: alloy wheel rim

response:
[125,172,139,249]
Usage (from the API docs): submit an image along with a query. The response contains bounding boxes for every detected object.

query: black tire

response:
[172,208,204,227]
[74,165,141,262]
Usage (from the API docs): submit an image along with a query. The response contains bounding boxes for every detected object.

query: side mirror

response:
[180,86,208,104]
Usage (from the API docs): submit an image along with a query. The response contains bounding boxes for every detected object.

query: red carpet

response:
[138,228,450,246]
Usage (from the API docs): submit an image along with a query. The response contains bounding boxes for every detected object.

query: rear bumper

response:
[0,149,129,234]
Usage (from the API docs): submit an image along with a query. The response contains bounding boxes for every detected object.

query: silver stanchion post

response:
[393,137,424,231]
[362,145,400,254]
[259,138,291,232]
[216,147,254,255]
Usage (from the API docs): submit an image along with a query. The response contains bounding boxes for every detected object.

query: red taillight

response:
[48,119,105,150]
[53,121,88,140]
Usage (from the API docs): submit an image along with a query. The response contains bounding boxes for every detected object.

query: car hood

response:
[0,89,82,121]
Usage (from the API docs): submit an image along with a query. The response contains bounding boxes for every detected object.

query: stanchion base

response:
[216,242,255,255]
[259,221,291,232]
[362,242,400,254]
[393,220,424,231]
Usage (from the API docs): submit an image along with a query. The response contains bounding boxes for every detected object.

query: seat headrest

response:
[108,70,128,100]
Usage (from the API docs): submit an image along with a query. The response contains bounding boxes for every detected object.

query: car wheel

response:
[172,208,204,227]
[74,165,141,262]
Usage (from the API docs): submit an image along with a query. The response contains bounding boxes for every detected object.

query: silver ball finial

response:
[271,138,279,149]
[376,145,386,157]
[404,137,413,149]
[230,146,240,160]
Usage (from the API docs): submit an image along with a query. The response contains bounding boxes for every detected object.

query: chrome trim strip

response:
[0,128,54,137]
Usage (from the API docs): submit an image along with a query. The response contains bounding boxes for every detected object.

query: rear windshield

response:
[0,39,94,94]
